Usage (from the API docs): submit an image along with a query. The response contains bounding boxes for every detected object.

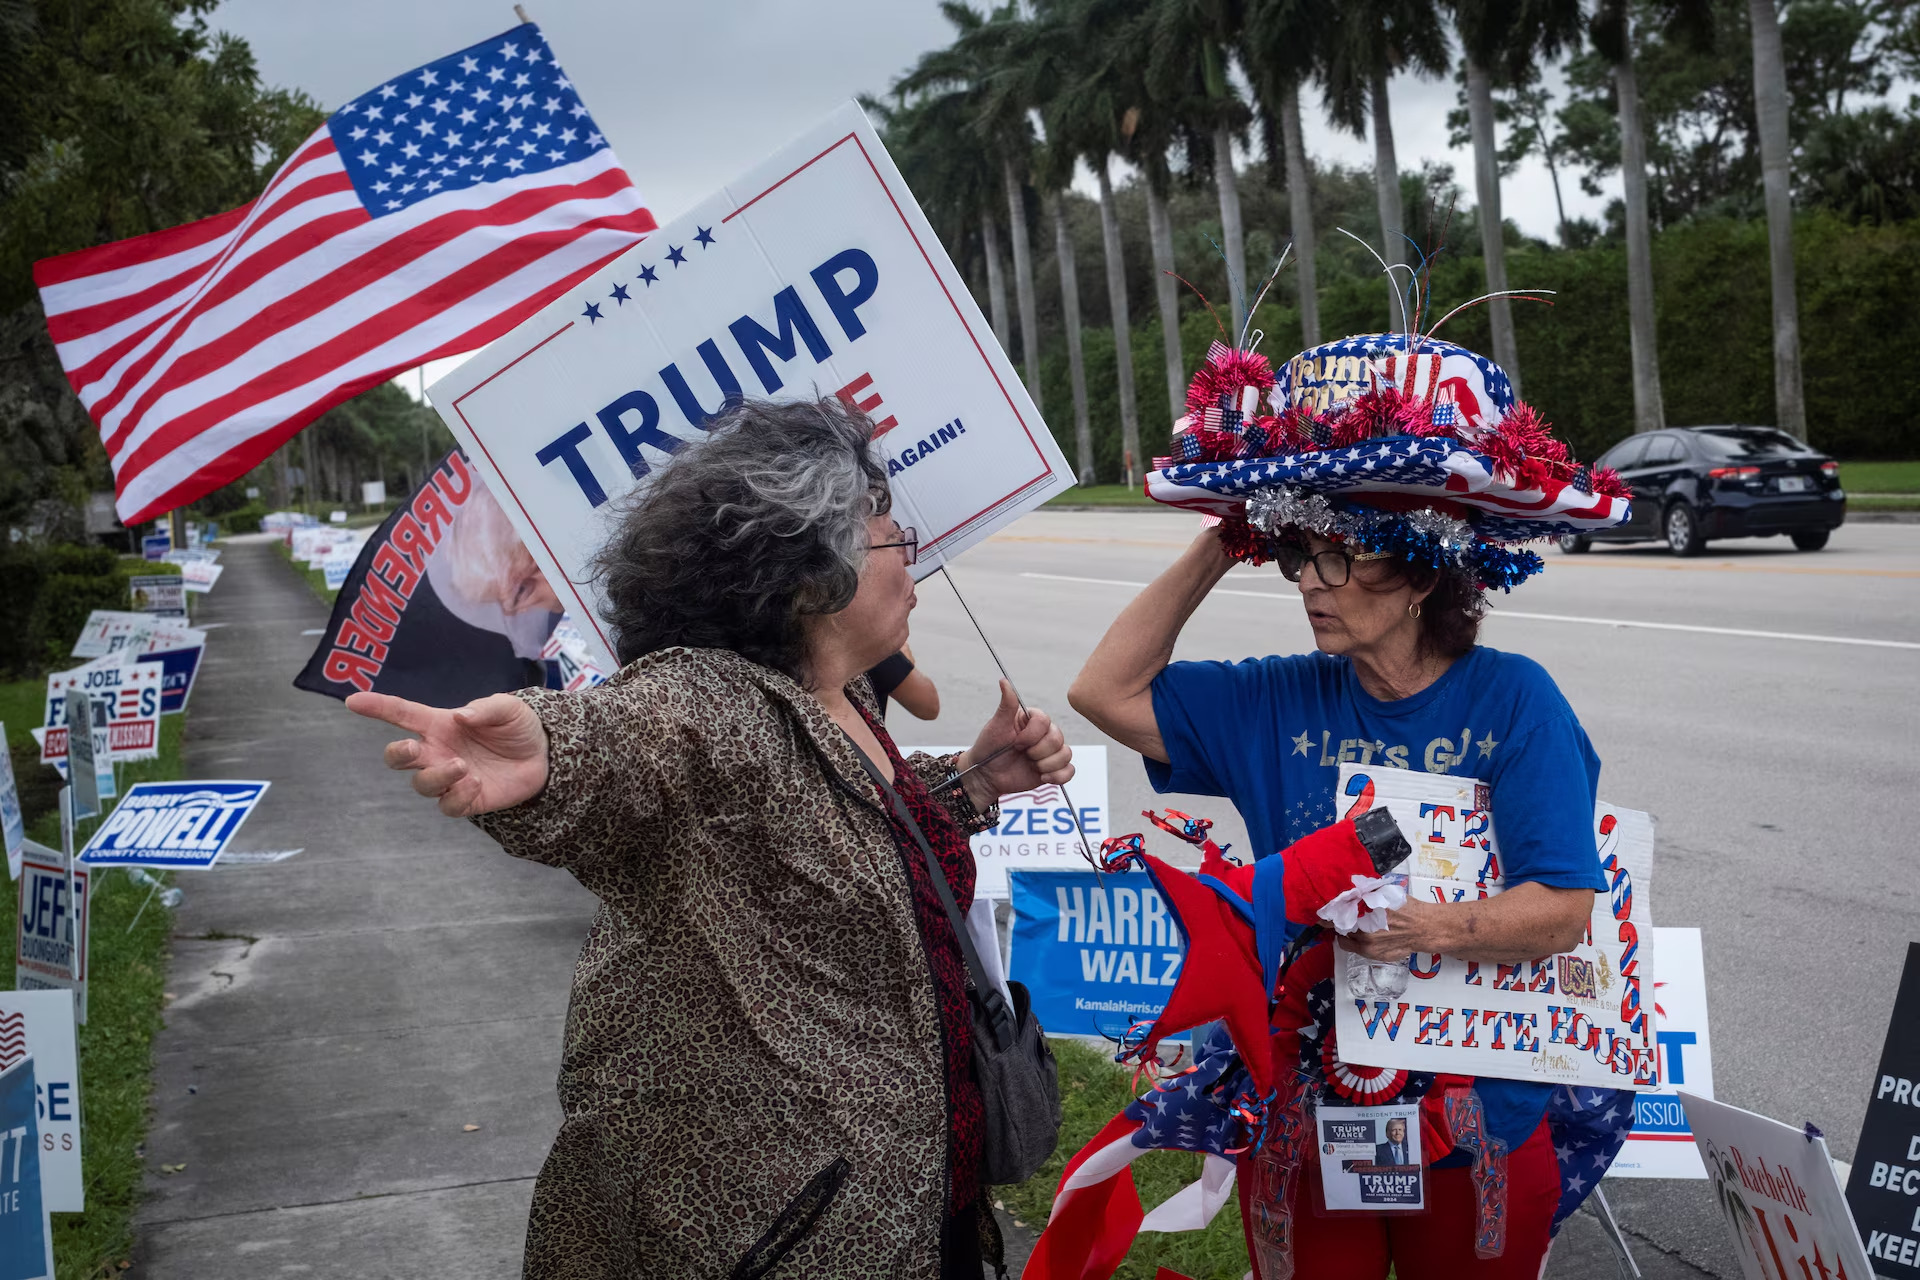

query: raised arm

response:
[1068,527,1234,763]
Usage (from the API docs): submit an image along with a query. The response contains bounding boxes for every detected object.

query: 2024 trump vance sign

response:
[1332,764,1660,1092]
[429,101,1073,671]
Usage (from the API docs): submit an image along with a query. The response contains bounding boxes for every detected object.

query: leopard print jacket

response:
[473,647,997,1279]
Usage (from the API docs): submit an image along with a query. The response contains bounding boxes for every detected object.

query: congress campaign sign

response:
[37,660,161,768]
[429,101,1074,670]
[79,781,269,870]
[1331,764,1660,1091]
[0,992,82,1211]
[0,1057,52,1280]
[1008,869,1189,1045]
[1683,1091,1872,1280]
[902,746,1108,899]
[1608,926,1716,1179]
[14,851,87,1025]
[71,614,207,714]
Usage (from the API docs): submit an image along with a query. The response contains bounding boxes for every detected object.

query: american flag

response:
[34,23,656,525]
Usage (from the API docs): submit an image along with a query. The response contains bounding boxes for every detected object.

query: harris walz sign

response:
[295,451,560,707]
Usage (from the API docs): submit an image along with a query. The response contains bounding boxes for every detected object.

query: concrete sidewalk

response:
[132,537,598,1277]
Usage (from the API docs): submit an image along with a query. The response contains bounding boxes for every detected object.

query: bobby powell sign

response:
[79,781,269,870]
[430,101,1074,670]
[1332,764,1660,1091]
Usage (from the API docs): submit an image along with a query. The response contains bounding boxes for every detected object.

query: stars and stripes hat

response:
[1146,332,1633,590]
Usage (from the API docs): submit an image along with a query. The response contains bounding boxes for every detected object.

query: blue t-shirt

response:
[1147,645,1608,1152]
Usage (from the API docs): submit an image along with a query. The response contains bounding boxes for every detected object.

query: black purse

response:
[845,744,1063,1186]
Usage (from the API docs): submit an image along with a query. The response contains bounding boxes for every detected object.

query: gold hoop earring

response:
[1408,601,1423,620]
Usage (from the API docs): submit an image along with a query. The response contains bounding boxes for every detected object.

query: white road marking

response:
[1018,572,1920,651]
[300,628,325,636]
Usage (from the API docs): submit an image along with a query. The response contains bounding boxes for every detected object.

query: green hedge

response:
[1036,212,1920,483]
[0,545,181,680]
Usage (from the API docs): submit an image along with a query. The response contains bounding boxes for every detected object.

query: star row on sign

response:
[581,227,719,323]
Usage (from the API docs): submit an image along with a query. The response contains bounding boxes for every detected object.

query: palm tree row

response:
[883,0,1805,484]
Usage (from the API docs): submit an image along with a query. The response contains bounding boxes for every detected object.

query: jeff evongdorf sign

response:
[429,101,1073,671]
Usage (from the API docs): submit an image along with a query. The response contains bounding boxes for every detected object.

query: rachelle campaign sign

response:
[1608,926,1716,1180]
[1009,869,1189,1045]
[0,992,83,1210]
[904,746,1108,899]
[1331,763,1659,1091]
[1683,1091,1872,1280]
[1843,942,1920,1272]
[429,101,1074,671]
[79,781,269,870]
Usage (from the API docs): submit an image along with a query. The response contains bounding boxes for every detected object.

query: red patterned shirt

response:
[860,709,985,1215]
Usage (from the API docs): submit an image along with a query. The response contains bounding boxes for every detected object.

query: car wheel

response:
[1665,502,1704,557]
[1791,530,1829,551]
[1556,533,1592,554]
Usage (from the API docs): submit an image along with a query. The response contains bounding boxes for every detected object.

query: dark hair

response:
[590,396,888,679]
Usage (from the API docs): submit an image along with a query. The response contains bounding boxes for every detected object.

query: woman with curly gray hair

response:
[350,396,1072,1280]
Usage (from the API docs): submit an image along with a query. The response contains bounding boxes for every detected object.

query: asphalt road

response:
[133,516,1919,1279]
[899,511,1920,1278]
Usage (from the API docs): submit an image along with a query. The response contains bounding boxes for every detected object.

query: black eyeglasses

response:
[1274,543,1393,587]
[871,526,919,566]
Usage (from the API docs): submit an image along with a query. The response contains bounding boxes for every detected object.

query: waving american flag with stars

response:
[35,23,655,526]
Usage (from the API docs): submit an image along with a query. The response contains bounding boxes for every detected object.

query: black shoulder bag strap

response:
[841,733,1016,1053]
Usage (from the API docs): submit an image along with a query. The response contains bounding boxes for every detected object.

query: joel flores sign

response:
[430,102,1074,670]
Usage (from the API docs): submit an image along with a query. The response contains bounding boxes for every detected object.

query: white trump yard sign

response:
[430,102,1074,670]
[1331,763,1660,1092]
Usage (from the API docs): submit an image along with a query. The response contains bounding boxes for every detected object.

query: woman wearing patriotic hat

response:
[1068,311,1636,1276]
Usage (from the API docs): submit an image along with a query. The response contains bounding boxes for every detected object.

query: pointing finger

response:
[347,691,436,735]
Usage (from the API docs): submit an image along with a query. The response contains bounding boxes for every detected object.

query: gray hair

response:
[590,396,890,678]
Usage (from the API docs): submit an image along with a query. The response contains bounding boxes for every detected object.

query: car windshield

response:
[1692,428,1808,458]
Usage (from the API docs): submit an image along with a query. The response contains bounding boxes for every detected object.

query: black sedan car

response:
[1558,425,1847,556]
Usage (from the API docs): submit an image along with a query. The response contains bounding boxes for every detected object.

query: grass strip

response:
[4,683,182,1279]
[996,1038,1250,1279]
[1045,485,1156,508]
[1838,460,1920,494]
[274,538,337,603]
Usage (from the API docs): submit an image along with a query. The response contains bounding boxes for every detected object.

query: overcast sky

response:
[209,0,1621,387]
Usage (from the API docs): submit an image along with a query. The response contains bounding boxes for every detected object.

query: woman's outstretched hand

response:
[346,691,550,817]
[957,679,1074,811]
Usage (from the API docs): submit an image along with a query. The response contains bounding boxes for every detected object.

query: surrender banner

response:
[294,451,553,706]
[1331,763,1659,1091]
[429,101,1073,670]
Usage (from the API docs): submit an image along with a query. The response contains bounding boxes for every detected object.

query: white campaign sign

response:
[1608,926,1715,1179]
[902,746,1108,899]
[0,990,83,1211]
[1682,1091,1872,1280]
[0,724,23,880]
[1331,764,1659,1091]
[430,101,1074,670]
[37,659,162,767]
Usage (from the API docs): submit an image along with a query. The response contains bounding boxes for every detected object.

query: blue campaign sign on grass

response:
[140,644,204,714]
[140,534,170,561]
[78,781,270,870]
[1008,870,1189,1044]
[0,1056,52,1280]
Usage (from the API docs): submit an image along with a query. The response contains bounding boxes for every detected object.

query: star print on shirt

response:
[1476,732,1500,759]
[1291,730,1313,758]
[637,264,659,286]
[580,301,602,323]
[609,282,630,304]
[665,245,687,266]
[694,226,716,247]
